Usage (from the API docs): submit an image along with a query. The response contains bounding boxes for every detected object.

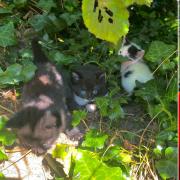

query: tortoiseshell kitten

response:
[6,39,70,155]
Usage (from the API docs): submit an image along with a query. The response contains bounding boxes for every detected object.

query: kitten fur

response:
[66,64,108,112]
[121,61,153,94]
[6,39,70,155]
[118,37,145,61]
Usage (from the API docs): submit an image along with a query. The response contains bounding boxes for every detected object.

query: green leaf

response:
[0,116,8,130]
[13,0,27,8]
[155,159,177,179]
[0,129,16,146]
[73,149,124,179]
[165,76,177,102]
[0,149,8,161]
[0,173,5,179]
[145,41,176,63]
[21,61,37,82]
[82,129,108,149]
[29,14,48,31]
[72,110,87,127]
[0,64,22,85]
[52,144,69,160]
[82,0,152,44]
[165,147,177,160]
[60,12,81,26]
[95,97,109,116]
[0,22,17,47]
[37,0,56,12]
[82,0,129,44]
[0,7,12,14]
[50,50,78,66]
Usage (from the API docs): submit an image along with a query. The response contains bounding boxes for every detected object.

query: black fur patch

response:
[128,46,139,59]
[124,70,133,78]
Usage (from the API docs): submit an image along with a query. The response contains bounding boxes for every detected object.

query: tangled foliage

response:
[0,0,177,179]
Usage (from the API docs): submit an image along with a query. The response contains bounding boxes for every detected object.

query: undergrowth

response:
[0,0,177,179]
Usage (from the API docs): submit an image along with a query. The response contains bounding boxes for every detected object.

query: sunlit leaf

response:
[73,149,124,179]
[82,129,108,149]
[72,110,87,127]
[82,0,129,44]
[0,149,8,161]
[0,129,16,146]
[52,144,69,160]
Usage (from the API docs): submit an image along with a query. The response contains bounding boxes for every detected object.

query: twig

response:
[139,111,162,147]
[0,104,14,114]
[1,149,32,172]
[152,50,177,75]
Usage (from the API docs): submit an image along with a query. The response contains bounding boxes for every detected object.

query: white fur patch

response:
[74,94,90,106]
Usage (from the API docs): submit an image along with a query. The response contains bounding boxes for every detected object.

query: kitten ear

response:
[97,73,106,81]
[6,110,27,128]
[123,37,130,45]
[71,72,80,82]
[136,50,145,59]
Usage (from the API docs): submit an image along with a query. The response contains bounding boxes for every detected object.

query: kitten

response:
[118,37,145,61]
[66,64,108,112]
[121,60,153,94]
[6,39,70,155]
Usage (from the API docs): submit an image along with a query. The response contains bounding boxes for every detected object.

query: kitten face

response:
[71,64,107,105]
[118,37,145,61]
[6,107,66,154]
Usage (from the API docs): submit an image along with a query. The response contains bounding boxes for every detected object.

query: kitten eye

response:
[45,124,56,129]
[93,89,98,95]
[72,72,80,82]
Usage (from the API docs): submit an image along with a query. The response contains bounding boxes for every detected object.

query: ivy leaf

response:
[155,159,177,179]
[82,129,108,149]
[72,110,87,127]
[0,64,22,85]
[95,97,109,116]
[145,41,176,63]
[0,116,8,130]
[0,22,17,47]
[74,149,124,179]
[0,149,8,161]
[50,50,78,66]
[29,14,48,31]
[37,0,56,12]
[13,0,27,8]
[21,61,37,82]
[60,12,81,26]
[0,129,16,146]
[165,147,177,160]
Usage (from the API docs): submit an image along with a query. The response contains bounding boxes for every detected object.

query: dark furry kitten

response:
[6,39,70,154]
[118,37,145,61]
[68,64,108,112]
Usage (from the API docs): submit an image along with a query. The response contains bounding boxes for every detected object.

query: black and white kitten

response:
[6,39,70,154]
[118,37,145,61]
[67,64,108,112]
